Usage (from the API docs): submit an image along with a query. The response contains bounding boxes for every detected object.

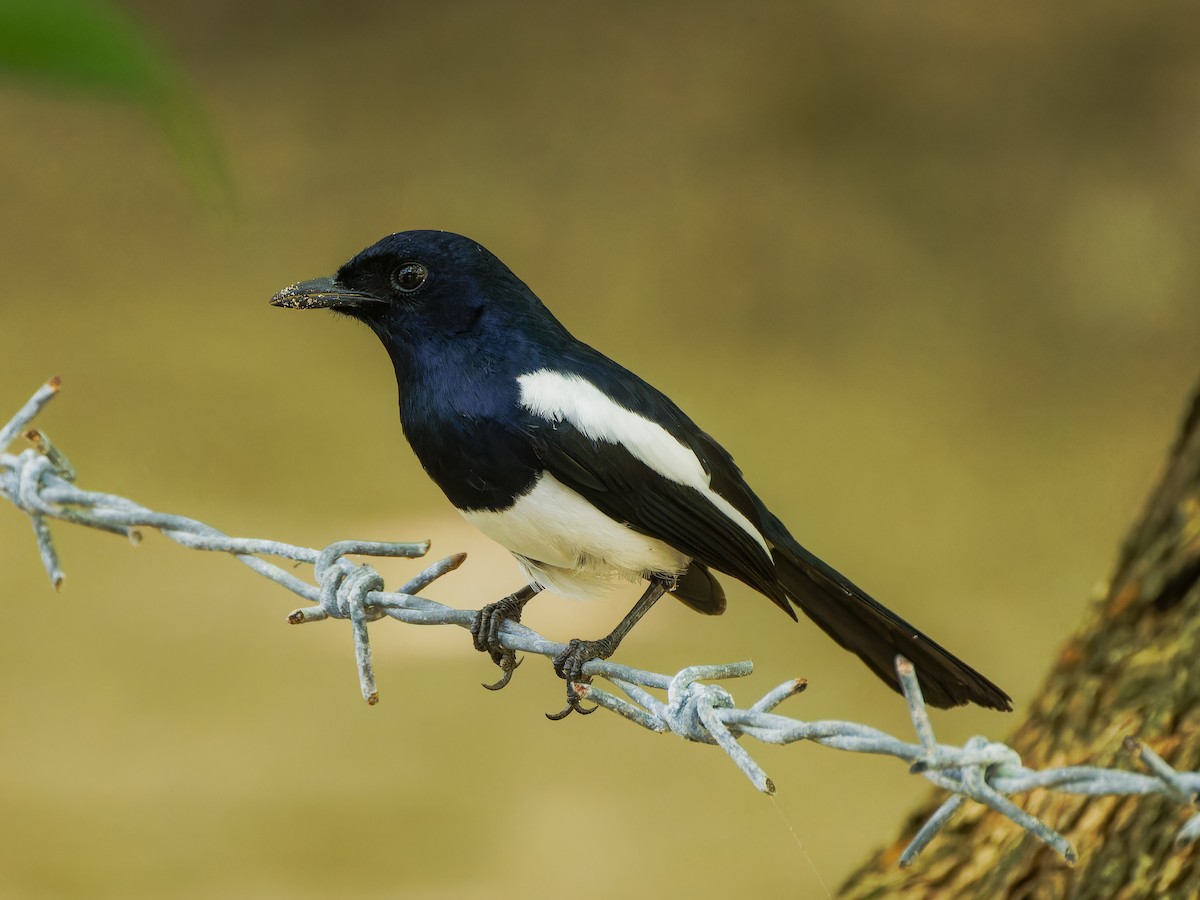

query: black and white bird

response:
[271,230,1010,718]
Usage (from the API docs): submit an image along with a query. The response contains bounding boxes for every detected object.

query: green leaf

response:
[0,0,235,210]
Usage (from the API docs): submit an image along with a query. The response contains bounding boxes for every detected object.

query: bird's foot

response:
[545,637,615,720]
[470,591,530,691]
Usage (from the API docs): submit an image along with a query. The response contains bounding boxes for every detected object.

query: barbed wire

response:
[3,378,1198,868]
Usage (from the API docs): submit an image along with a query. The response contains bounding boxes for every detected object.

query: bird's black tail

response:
[769,537,1011,711]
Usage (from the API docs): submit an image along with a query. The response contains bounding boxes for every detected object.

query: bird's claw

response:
[481,653,522,691]
[470,591,531,691]
[552,636,614,682]
[544,637,612,720]
[545,679,598,720]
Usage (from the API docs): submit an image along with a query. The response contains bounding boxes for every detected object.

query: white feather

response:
[462,472,689,599]
[516,369,771,557]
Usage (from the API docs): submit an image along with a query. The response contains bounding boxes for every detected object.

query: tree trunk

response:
[840,383,1200,899]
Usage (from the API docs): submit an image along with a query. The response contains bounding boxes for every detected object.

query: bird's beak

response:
[269,276,383,311]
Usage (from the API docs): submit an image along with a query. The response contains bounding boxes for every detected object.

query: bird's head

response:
[270,230,561,376]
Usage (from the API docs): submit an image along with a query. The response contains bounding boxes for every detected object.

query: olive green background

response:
[2,2,1198,897]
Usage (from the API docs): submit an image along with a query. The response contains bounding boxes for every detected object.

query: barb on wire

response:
[3,379,1198,868]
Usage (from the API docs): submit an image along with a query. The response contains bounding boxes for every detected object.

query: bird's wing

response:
[515,364,1011,710]
[517,366,790,612]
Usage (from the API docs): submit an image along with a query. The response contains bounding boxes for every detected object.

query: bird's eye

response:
[391,262,428,293]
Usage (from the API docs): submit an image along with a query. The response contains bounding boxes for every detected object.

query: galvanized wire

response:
[3,378,1197,867]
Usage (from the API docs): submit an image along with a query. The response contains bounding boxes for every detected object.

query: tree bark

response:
[840,383,1200,899]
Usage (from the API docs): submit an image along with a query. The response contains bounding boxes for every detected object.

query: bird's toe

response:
[471,591,533,690]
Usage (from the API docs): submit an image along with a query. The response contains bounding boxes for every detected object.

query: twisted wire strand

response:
[3,379,1197,867]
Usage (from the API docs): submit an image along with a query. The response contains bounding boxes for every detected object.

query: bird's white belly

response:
[461,473,689,599]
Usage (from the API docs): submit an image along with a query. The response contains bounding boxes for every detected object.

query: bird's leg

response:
[471,583,543,690]
[547,577,671,721]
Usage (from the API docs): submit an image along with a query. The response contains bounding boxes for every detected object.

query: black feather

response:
[672,563,726,615]
[768,532,1011,710]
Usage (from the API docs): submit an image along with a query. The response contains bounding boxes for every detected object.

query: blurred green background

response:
[2,1,1198,896]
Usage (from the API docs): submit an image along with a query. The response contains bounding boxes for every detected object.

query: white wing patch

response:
[517,369,771,557]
